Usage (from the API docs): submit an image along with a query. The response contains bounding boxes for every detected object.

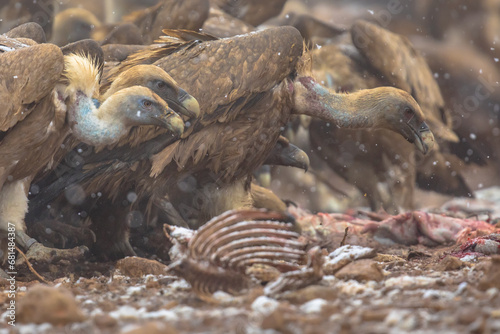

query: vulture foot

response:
[107,239,136,259]
[17,243,88,265]
[93,238,136,261]
[0,269,11,279]
[30,220,96,249]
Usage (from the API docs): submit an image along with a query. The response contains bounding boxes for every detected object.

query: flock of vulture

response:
[0,0,499,285]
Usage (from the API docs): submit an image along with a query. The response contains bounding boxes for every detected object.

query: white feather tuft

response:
[63,53,100,99]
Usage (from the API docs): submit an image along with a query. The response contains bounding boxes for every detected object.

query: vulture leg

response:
[89,199,136,260]
[0,180,88,266]
[19,238,88,265]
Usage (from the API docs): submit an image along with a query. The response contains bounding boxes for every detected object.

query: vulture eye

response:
[156,81,167,89]
[142,100,152,108]
[404,107,413,120]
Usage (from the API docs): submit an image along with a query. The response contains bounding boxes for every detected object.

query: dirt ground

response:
[1,228,500,333]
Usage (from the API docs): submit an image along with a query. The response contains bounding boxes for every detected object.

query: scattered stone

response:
[324,245,376,274]
[491,309,500,318]
[362,309,390,322]
[116,257,167,277]
[261,307,286,330]
[457,306,482,325]
[407,250,431,260]
[146,280,161,289]
[17,284,85,325]
[479,256,500,290]
[433,256,463,271]
[373,254,405,262]
[94,313,118,329]
[122,322,178,334]
[335,259,384,282]
[281,285,337,304]
[384,275,438,289]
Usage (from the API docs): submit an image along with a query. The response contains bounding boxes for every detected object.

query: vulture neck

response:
[293,76,381,129]
[69,91,127,147]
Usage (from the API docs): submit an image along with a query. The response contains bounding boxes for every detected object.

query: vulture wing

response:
[0,38,63,132]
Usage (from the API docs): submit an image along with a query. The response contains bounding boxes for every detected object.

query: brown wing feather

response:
[0,41,63,132]
[103,27,303,177]
[123,0,209,44]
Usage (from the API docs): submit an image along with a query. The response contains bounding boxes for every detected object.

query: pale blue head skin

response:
[292,76,435,154]
[69,87,185,147]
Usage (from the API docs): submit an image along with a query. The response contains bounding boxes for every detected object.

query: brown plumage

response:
[32,26,434,260]
[264,12,345,48]
[0,0,54,38]
[123,0,210,44]
[212,0,287,26]
[201,5,254,38]
[3,22,47,43]
[412,36,500,167]
[0,36,196,265]
[0,36,66,185]
[51,8,102,46]
[308,20,469,213]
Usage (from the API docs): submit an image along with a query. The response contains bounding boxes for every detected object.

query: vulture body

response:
[212,0,287,26]
[0,0,54,38]
[51,8,102,46]
[124,0,210,44]
[412,36,500,168]
[0,35,196,264]
[32,26,434,258]
[308,20,469,213]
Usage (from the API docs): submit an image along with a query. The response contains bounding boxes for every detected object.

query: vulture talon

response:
[18,243,88,266]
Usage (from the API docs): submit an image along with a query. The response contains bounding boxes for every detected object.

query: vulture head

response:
[264,135,310,172]
[102,65,200,120]
[292,76,435,154]
[62,53,185,147]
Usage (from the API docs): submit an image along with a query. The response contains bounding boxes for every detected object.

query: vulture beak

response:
[151,107,185,137]
[167,88,201,120]
[264,140,310,172]
[406,116,435,155]
[277,144,310,172]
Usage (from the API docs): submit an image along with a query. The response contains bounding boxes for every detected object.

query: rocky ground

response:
[1,232,500,333]
[1,185,500,333]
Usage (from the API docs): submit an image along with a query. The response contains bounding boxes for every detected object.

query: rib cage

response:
[166,209,313,297]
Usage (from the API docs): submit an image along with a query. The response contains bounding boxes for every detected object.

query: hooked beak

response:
[406,117,435,155]
[285,145,310,172]
[264,140,310,172]
[166,88,200,120]
[151,107,185,137]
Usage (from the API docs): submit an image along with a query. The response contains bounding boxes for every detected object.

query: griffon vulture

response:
[30,26,434,258]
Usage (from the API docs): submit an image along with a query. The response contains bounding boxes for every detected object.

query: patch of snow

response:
[212,290,233,302]
[126,286,143,295]
[300,298,327,313]
[336,279,377,296]
[142,309,179,321]
[460,254,478,262]
[385,275,438,289]
[327,245,375,265]
[422,289,455,300]
[109,305,145,320]
[169,279,191,290]
[251,296,279,314]
[16,323,53,334]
